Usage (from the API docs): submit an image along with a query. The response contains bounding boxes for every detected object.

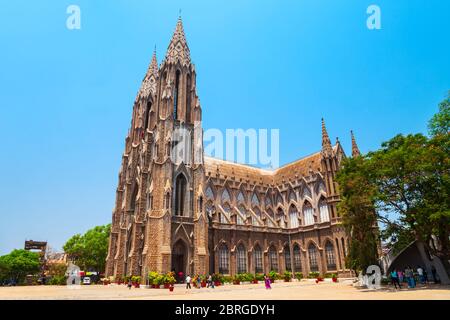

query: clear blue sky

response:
[0,0,449,254]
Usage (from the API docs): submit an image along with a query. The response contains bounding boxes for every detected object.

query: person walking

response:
[390,270,401,289]
[127,279,132,290]
[264,274,272,289]
[185,275,191,289]
[397,270,404,284]
[196,274,201,289]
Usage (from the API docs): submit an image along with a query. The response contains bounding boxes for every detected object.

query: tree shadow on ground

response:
[355,283,450,294]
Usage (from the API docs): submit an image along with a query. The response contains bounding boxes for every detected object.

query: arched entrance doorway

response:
[172,240,188,282]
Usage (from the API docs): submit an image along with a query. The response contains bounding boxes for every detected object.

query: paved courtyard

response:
[0,279,449,300]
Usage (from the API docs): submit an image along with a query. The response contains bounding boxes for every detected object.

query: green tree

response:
[428,91,449,136]
[365,132,450,274]
[0,249,41,284]
[63,224,111,273]
[336,156,380,274]
[337,92,450,276]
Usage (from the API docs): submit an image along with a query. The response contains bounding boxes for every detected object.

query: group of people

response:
[184,274,215,289]
[389,265,432,289]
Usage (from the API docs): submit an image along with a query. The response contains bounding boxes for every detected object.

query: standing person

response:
[397,270,404,284]
[423,268,428,283]
[264,274,272,289]
[185,275,191,289]
[390,270,401,289]
[196,275,201,289]
[207,274,213,288]
[417,266,424,284]
[405,266,416,288]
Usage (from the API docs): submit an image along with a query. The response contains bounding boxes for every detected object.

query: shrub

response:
[164,272,176,285]
[148,271,160,285]
[212,273,222,282]
[222,275,233,283]
[268,270,280,281]
[48,275,67,285]
[255,273,265,281]
[294,272,303,280]
[283,271,292,281]
[308,271,320,279]
[131,276,141,283]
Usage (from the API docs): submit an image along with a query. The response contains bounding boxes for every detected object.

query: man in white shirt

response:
[417,267,424,284]
[185,275,191,289]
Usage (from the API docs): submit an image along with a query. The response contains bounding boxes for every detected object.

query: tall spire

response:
[321,118,333,157]
[165,16,191,66]
[351,130,361,157]
[137,48,158,99]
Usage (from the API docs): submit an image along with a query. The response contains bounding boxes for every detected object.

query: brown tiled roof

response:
[203,146,336,185]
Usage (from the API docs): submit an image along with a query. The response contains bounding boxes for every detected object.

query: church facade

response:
[105,18,360,280]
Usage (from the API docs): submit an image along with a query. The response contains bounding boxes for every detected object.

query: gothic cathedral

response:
[105,18,360,280]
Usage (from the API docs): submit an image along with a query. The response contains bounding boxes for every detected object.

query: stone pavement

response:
[0,279,449,300]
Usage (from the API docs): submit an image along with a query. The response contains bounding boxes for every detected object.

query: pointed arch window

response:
[302,186,312,199]
[221,189,231,204]
[175,174,187,216]
[254,245,263,273]
[293,245,302,272]
[237,191,245,204]
[251,193,260,207]
[269,246,278,272]
[236,244,247,273]
[129,184,139,213]
[289,205,299,228]
[303,202,314,226]
[186,74,191,123]
[144,101,152,131]
[284,245,292,271]
[219,243,229,274]
[308,244,318,272]
[319,198,330,222]
[289,190,296,203]
[205,186,214,200]
[173,70,180,120]
[265,195,272,207]
[276,193,283,205]
[325,241,336,270]
[277,208,285,228]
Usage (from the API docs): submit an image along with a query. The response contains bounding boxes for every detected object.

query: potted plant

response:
[295,272,303,281]
[331,274,338,283]
[268,270,279,283]
[232,274,240,285]
[131,276,141,288]
[283,271,292,282]
[212,273,222,287]
[148,271,159,288]
[164,272,176,289]
[201,275,207,287]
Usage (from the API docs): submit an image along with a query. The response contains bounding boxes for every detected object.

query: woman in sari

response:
[264,274,272,289]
